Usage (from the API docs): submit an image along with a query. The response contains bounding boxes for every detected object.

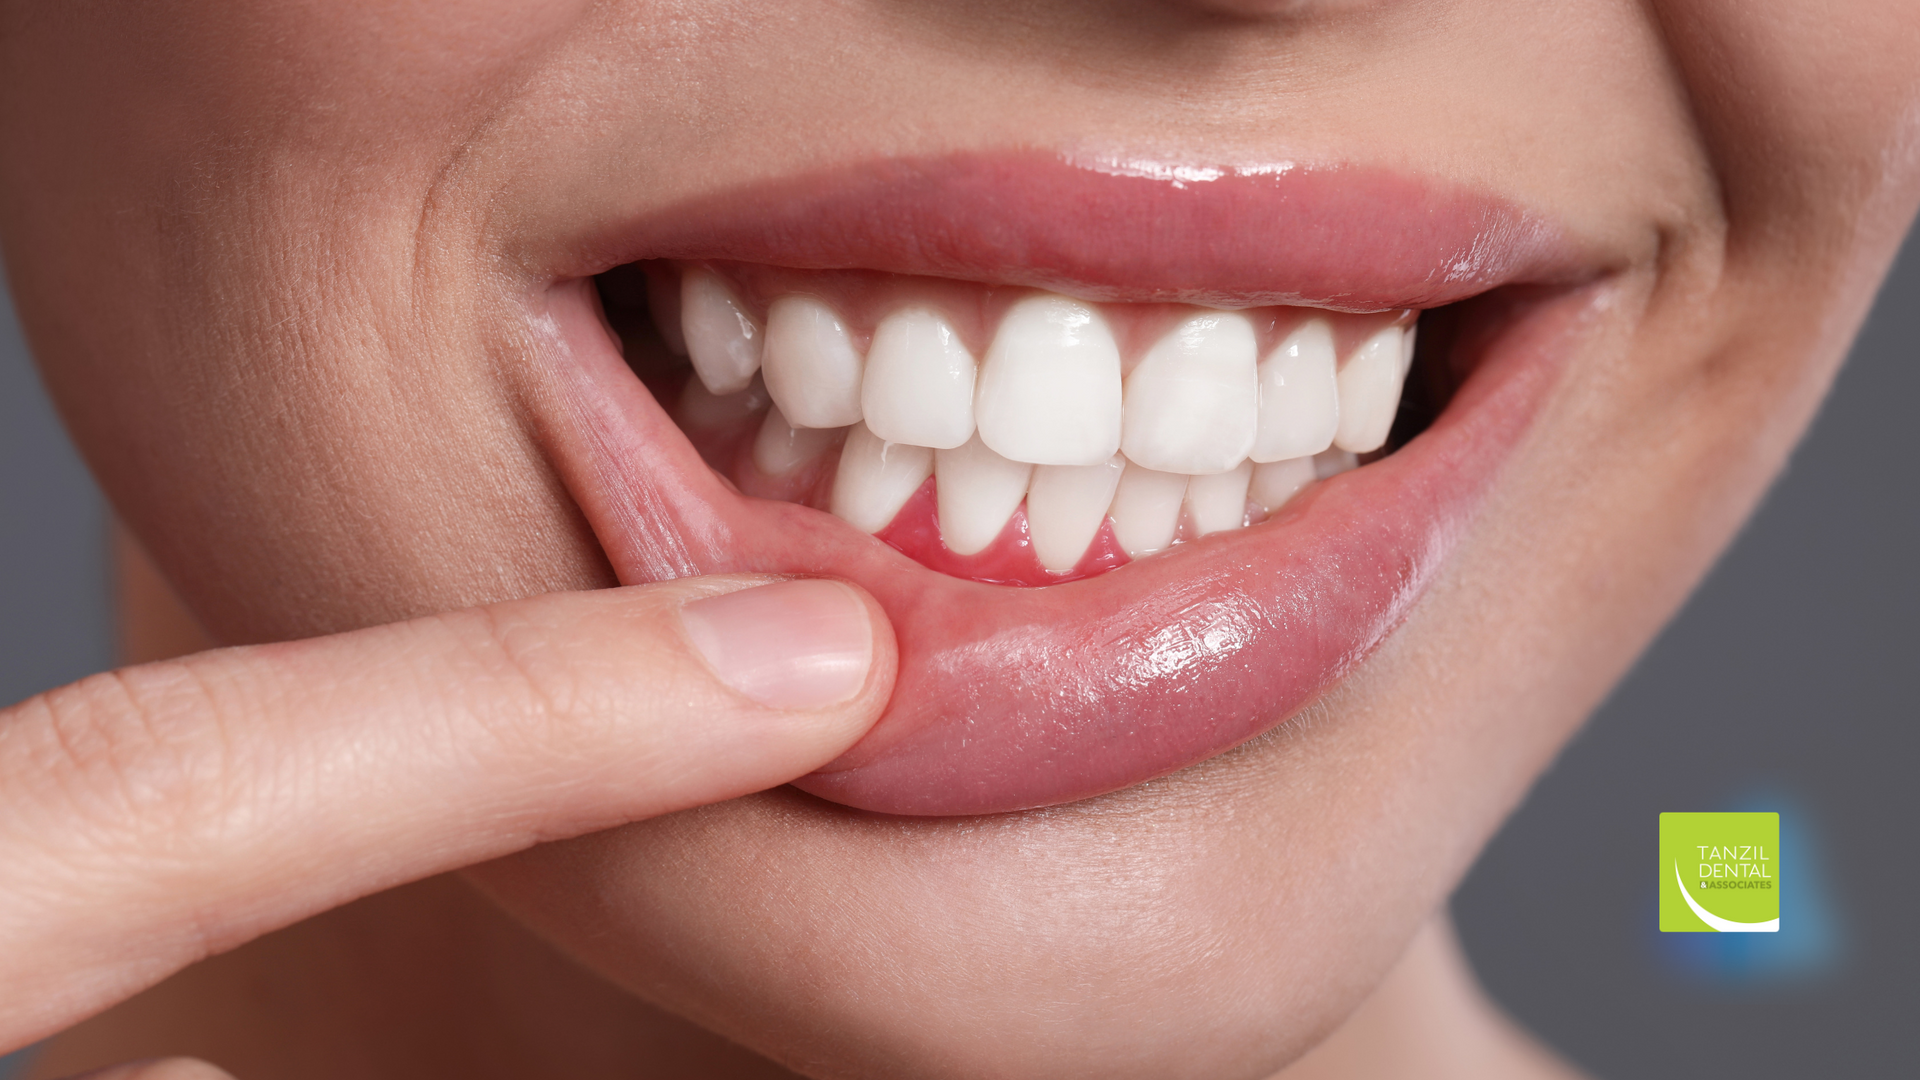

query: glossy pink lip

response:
[531,152,1595,815]
[569,151,1578,309]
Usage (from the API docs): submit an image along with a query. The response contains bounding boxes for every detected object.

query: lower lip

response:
[535,277,1586,816]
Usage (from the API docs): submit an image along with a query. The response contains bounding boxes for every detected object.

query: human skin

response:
[3,0,1919,1077]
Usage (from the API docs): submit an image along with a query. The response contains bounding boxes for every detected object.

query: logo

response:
[1660,812,1779,932]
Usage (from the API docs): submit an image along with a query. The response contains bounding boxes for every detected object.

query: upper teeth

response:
[973,294,1126,467]
[676,269,1412,571]
[681,268,764,395]
[1251,318,1341,463]
[762,295,865,428]
[1333,323,1415,457]
[1122,310,1260,474]
[862,307,978,449]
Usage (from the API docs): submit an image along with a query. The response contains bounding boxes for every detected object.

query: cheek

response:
[7,2,617,643]
[159,0,597,127]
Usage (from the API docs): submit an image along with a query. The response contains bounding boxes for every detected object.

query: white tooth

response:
[681,269,763,395]
[1313,448,1358,478]
[975,294,1123,466]
[830,423,932,534]
[1184,460,1253,537]
[1120,312,1259,474]
[676,373,769,431]
[1333,324,1409,454]
[1250,457,1317,513]
[1108,463,1188,558]
[1251,317,1340,463]
[762,296,864,429]
[934,434,1034,556]
[1027,456,1125,572]
[753,405,840,477]
[1400,322,1418,376]
[862,307,977,449]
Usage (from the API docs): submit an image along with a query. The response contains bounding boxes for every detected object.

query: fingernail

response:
[680,580,875,710]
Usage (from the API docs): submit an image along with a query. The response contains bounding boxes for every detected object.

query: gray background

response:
[0,286,109,711]
[2,225,1914,1075]
[1455,224,1920,1074]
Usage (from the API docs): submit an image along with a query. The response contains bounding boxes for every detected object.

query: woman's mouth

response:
[527,152,1609,816]
[609,262,1414,585]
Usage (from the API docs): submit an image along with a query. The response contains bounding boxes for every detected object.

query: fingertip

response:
[679,578,889,714]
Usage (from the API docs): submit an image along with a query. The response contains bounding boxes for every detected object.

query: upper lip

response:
[528,149,1606,816]
[549,149,1594,310]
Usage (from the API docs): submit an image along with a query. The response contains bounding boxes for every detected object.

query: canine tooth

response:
[1333,325,1408,454]
[1121,311,1259,474]
[1251,318,1340,463]
[934,435,1034,556]
[1108,463,1188,558]
[1314,448,1358,478]
[975,294,1123,466]
[762,296,864,428]
[752,405,840,477]
[682,269,763,395]
[830,424,932,534]
[1027,456,1125,572]
[1185,460,1253,536]
[1250,457,1317,513]
[862,307,977,449]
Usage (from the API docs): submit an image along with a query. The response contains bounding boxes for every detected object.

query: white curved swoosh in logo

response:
[1674,860,1779,932]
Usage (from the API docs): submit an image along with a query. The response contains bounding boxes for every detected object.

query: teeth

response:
[862,307,977,449]
[1121,312,1259,474]
[1333,324,1409,454]
[670,268,1422,575]
[975,294,1123,466]
[1108,463,1189,557]
[752,405,840,477]
[762,296,865,429]
[682,269,764,395]
[1250,457,1317,514]
[830,423,933,534]
[1251,318,1340,463]
[1314,448,1359,478]
[1027,456,1126,572]
[1184,460,1253,537]
[934,435,1034,555]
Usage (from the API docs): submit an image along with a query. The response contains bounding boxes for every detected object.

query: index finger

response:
[0,575,893,1053]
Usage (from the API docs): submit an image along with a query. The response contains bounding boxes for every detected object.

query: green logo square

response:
[1659,812,1779,932]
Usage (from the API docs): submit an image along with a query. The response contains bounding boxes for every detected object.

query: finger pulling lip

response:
[529,151,1598,815]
